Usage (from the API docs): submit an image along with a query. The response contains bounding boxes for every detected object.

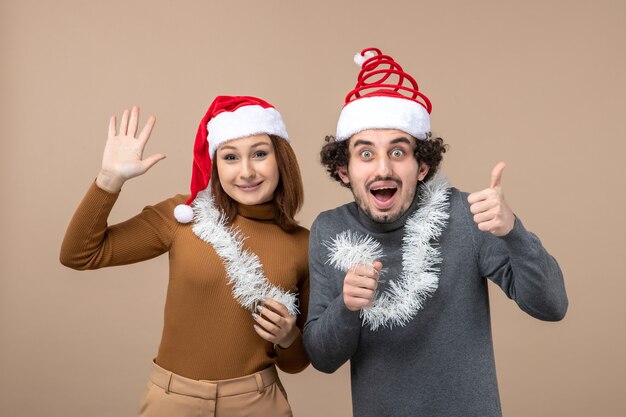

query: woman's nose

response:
[239,159,256,179]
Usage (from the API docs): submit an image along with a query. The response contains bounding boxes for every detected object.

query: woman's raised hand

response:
[96,106,165,193]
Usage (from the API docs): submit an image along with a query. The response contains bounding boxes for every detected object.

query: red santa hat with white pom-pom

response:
[336,47,432,141]
[173,95,289,223]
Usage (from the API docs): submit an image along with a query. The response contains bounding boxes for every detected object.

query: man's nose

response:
[375,156,392,178]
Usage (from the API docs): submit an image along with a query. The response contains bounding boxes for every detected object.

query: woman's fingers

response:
[253,313,280,335]
[252,299,298,348]
[253,299,295,334]
[127,106,139,137]
[141,153,166,171]
[254,300,287,330]
[108,115,117,138]
[138,115,156,144]
[119,109,130,135]
[262,299,290,317]
[253,323,277,342]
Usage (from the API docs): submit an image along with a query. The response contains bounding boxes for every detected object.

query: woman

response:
[60,96,309,417]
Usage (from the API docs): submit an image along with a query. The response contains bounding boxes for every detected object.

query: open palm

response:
[97,106,165,192]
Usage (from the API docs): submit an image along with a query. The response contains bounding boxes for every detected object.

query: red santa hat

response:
[336,47,432,141]
[174,95,289,223]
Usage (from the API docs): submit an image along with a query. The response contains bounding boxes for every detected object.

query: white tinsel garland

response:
[190,188,299,315]
[325,173,450,330]
[325,231,384,271]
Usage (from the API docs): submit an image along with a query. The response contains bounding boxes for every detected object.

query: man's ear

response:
[417,163,430,181]
[337,166,350,185]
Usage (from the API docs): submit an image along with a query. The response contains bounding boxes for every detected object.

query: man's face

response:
[337,129,430,223]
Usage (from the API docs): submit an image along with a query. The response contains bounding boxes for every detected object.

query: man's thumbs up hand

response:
[467,162,515,237]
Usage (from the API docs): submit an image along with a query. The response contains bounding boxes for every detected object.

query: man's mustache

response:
[366,176,402,189]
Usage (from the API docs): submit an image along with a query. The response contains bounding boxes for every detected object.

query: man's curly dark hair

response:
[320,134,448,187]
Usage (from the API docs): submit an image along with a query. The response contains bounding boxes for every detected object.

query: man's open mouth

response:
[370,186,397,203]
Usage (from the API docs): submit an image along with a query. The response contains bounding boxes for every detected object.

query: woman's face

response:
[215,134,280,206]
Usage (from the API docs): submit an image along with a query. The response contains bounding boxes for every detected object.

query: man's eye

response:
[360,150,373,159]
[391,149,405,158]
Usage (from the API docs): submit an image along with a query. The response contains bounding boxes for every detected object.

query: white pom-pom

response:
[174,204,194,223]
[353,51,376,67]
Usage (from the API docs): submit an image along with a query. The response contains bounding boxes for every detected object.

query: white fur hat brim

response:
[208,105,289,157]
[336,96,430,141]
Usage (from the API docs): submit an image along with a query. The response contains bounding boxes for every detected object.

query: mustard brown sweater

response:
[60,182,310,380]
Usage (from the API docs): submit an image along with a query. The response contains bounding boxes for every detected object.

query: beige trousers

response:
[138,362,293,417]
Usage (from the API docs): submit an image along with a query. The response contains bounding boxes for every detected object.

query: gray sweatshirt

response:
[303,178,568,417]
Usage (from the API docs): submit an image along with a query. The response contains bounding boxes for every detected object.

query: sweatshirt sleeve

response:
[59,181,177,270]
[275,228,311,374]
[477,215,568,321]
[303,215,362,374]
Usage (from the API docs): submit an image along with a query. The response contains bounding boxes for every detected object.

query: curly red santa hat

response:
[174,95,289,223]
[336,47,432,141]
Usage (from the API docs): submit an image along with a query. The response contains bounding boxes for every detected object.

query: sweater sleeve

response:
[303,215,362,374]
[275,229,311,374]
[59,181,177,270]
[476,214,568,321]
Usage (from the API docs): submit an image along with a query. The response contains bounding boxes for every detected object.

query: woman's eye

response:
[360,150,373,159]
[223,154,237,161]
[253,151,268,158]
[391,149,405,158]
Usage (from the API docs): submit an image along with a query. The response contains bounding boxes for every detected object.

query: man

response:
[302,47,568,417]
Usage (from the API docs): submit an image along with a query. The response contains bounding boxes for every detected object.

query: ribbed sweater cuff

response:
[275,332,309,373]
